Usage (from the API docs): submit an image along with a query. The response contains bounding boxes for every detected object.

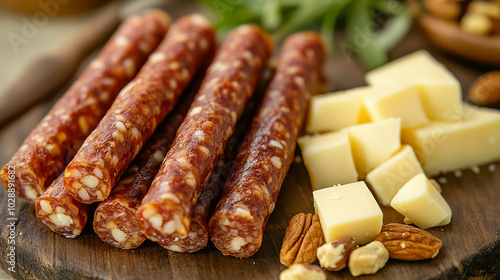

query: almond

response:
[467,71,500,106]
[375,223,443,261]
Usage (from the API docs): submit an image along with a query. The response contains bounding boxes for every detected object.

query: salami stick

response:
[158,68,273,252]
[92,72,204,249]
[208,32,325,258]
[35,174,88,238]
[63,14,216,204]
[136,25,273,242]
[0,10,171,203]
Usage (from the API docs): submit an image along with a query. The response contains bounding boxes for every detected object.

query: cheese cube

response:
[362,84,429,128]
[306,87,371,133]
[366,145,424,206]
[391,174,452,229]
[414,77,463,122]
[347,118,401,179]
[313,181,383,244]
[298,131,358,190]
[365,50,462,121]
[402,105,500,176]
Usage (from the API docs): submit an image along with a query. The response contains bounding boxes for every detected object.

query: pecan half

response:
[280,213,324,267]
[375,223,443,261]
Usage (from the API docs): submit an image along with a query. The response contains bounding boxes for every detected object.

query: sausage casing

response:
[136,25,273,242]
[157,68,273,252]
[0,10,170,202]
[63,14,215,204]
[208,32,325,258]
[35,174,88,238]
[92,72,203,249]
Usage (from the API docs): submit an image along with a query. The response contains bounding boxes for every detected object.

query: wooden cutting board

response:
[0,26,499,280]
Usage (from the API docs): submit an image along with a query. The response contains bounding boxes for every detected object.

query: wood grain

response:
[0,26,499,280]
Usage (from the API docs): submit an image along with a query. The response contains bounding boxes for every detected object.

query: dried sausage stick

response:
[208,32,325,258]
[37,73,202,241]
[0,10,171,203]
[157,68,273,252]
[92,73,203,249]
[136,25,274,242]
[63,14,216,204]
[35,174,88,238]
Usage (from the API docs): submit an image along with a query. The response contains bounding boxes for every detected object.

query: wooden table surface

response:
[0,10,499,280]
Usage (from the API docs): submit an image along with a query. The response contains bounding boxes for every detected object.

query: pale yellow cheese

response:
[391,174,452,229]
[347,118,401,179]
[306,87,371,134]
[366,145,424,206]
[365,50,463,121]
[361,84,429,128]
[313,181,383,244]
[298,131,358,190]
[402,104,500,176]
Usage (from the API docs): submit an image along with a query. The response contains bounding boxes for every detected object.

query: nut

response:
[461,12,493,35]
[375,223,443,261]
[468,1,500,20]
[467,71,500,106]
[280,213,324,267]
[424,0,463,21]
[279,264,326,280]
[317,237,358,271]
[348,241,389,277]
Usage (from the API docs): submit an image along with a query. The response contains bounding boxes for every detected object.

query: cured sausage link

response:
[208,32,325,258]
[0,10,171,203]
[136,25,273,242]
[92,73,203,250]
[35,174,88,238]
[157,68,273,252]
[63,14,216,204]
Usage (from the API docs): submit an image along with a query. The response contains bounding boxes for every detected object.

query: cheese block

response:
[306,87,371,134]
[298,131,358,190]
[402,104,500,176]
[313,181,383,244]
[361,84,428,129]
[366,145,424,206]
[365,50,463,121]
[391,174,452,229]
[347,118,401,179]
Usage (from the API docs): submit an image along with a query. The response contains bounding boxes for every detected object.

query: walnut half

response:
[348,241,389,276]
[280,213,324,267]
[279,264,326,280]
[317,237,358,271]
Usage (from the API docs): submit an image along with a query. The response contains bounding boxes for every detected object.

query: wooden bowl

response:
[417,14,500,66]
